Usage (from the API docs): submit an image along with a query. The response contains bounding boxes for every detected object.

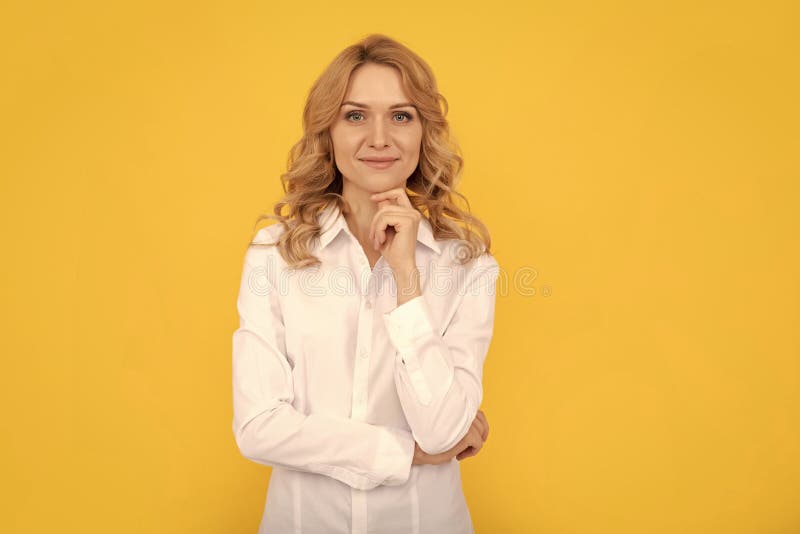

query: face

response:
[329,62,423,198]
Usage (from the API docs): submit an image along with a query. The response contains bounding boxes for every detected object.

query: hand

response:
[455,409,489,461]
[368,188,421,275]
[411,410,490,465]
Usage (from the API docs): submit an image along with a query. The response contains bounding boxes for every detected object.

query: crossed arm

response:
[232,245,499,488]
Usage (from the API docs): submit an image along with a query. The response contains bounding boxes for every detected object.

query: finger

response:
[471,426,484,448]
[369,188,412,207]
[451,433,473,459]
[454,432,483,462]
[370,188,413,208]
[456,433,479,461]
[458,446,479,462]
[470,416,486,442]
[370,206,404,243]
[371,211,416,247]
[369,200,394,242]
[456,446,477,461]
[474,410,488,440]
[476,410,489,441]
[465,426,483,454]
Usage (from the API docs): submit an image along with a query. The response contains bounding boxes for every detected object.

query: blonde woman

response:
[232,34,500,534]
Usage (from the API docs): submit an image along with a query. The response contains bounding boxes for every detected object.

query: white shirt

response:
[232,202,500,534]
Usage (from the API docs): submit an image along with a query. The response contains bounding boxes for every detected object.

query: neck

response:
[341,185,380,244]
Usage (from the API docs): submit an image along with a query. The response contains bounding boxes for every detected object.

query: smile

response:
[360,159,398,170]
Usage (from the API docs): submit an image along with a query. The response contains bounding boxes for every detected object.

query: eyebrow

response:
[340,100,416,109]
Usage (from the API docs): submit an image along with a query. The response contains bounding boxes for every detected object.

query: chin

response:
[362,174,403,185]
[343,173,408,194]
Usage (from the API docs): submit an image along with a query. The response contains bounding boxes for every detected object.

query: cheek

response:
[330,133,357,164]
[402,127,423,153]
[332,132,360,156]
[400,135,422,162]
[331,138,362,177]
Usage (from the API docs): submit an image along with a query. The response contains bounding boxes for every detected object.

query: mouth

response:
[359,158,398,170]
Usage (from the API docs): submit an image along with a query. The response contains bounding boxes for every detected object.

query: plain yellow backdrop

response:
[1,1,798,533]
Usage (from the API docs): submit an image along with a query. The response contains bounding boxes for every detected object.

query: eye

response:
[393,111,414,123]
[344,110,415,123]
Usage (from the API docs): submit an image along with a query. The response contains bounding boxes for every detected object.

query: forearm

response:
[233,325,415,490]
[385,256,499,454]
[233,398,415,489]
[393,265,422,307]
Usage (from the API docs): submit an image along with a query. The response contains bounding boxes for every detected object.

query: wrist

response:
[393,265,421,306]
[412,442,424,465]
[392,263,418,280]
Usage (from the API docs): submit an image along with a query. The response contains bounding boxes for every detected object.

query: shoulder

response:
[242,223,290,280]
[435,239,499,270]
[431,240,500,293]
[251,222,289,245]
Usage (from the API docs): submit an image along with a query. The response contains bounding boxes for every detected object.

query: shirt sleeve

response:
[382,252,500,455]
[232,243,415,490]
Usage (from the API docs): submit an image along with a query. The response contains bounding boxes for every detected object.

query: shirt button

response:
[365,299,373,309]
[360,348,369,359]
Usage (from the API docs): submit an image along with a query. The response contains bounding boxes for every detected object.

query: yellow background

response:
[2,1,798,532]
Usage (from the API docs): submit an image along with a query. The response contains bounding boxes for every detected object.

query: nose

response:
[368,117,388,148]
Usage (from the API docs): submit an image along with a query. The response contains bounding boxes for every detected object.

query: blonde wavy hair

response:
[249,33,492,269]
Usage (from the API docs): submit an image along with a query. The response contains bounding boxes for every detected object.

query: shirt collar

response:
[317,202,441,254]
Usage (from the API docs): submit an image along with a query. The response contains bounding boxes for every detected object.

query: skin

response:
[329,62,490,465]
[413,410,489,465]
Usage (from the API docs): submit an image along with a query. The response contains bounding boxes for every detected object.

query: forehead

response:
[344,63,409,103]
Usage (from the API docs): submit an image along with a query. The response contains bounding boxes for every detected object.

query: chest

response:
[356,238,381,270]
[276,260,458,363]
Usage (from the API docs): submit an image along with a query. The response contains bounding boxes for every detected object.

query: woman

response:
[232,34,500,534]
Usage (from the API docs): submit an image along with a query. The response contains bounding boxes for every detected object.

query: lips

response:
[360,158,398,169]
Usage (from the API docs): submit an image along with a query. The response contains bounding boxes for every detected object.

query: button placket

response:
[351,270,375,421]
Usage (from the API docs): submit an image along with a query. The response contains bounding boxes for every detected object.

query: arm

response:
[382,252,500,455]
[232,243,415,490]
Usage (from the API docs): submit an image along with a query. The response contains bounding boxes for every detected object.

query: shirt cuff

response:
[383,295,454,406]
[382,295,436,352]
[375,426,415,486]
